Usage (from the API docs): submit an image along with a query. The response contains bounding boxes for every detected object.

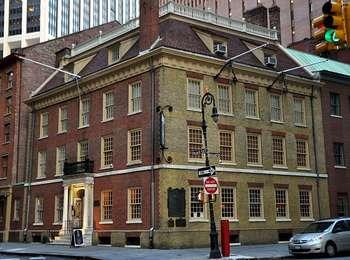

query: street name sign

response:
[203,176,219,194]
[197,166,216,178]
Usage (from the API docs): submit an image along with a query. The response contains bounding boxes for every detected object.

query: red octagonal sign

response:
[203,176,219,195]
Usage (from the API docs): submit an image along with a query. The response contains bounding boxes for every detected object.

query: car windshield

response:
[302,221,333,233]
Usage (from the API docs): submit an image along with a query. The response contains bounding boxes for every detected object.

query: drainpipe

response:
[149,56,156,248]
[311,85,322,219]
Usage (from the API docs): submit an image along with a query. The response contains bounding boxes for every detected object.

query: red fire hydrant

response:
[221,219,230,257]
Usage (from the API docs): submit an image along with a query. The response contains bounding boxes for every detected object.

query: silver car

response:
[288,217,350,257]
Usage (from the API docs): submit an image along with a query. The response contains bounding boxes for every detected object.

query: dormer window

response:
[108,44,120,64]
[264,54,277,68]
[213,40,227,56]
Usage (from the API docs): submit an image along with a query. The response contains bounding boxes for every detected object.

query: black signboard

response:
[167,188,185,217]
[72,229,84,247]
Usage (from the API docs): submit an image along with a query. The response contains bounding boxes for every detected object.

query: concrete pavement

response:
[0,242,292,260]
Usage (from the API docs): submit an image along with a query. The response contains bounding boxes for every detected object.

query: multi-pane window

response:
[129,82,141,114]
[109,44,119,63]
[275,189,289,219]
[272,136,286,166]
[58,106,68,133]
[248,188,263,218]
[247,133,261,165]
[187,79,202,110]
[40,112,48,138]
[218,85,231,114]
[188,127,203,160]
[336,194,349,217]
[293,97,305,125]
[270,94,282,121]
[245,89,258,118]
[54,195,63,223]
[37,151,46,178]
[101,191,113,221]
[4,124,10,143]
[1,156,8,178]
[101,136,113,167]
[296,139,309,168]
[103,92,114,121]
[13,199,20,221]
[299,190,312,218]
[7,72,13,89]
[79,99,90,127]
[190,187,205,219]
[219,131,234,163]
[78,140,89,162]
[35,197,44,224]
[334,142,345,166]
[330,93,341,116]
[128,187,142,221]
[56,146,66,176]
[5,96,11,114]
[128,129,142,163]
[221,187,236,219]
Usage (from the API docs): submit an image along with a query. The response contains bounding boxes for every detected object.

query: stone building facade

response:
[21,0,329,248]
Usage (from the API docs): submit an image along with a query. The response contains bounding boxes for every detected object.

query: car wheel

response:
[325,242,337,257]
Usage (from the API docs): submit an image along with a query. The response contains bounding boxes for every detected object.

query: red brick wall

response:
[140,0,160,51]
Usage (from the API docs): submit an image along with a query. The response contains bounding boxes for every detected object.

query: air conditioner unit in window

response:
[214,44,226,56]
[264,55,277,67]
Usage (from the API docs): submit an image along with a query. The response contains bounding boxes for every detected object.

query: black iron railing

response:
[63,159,94,175]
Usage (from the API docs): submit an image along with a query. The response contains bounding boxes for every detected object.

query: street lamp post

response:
[201,92,221,259]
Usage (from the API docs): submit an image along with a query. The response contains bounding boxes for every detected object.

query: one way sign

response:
[198,166,216,178]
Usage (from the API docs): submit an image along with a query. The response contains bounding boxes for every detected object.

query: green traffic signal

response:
[325,29,341,43]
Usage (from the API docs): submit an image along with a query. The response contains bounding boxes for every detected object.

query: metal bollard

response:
[221,219,230,257]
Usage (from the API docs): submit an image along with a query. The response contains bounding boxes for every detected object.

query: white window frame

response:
[219,130,235,164]
[293,97,306,126]
[40,112,49,138]
[246,133,262,166]
[34,197,44,225]
[272,136,287,168]
[221,186,238,221]
[245,89,259,119]
[187,78,203,111]
[270,94,283,122]
[37,151,47,179]
[189,186,207,222]
[101,136,113,169]
[275,188,290,220]
[128,129,142,165]
[217,84,232,115]
[299,189,313,220]
[77,140,89,162]
[54,195,63,224]
[55,146,66,176]
[13,199,20,221]
[126,187,142,224]
[58,106,68,133]
[103,91,114,122]
[296,139,310,169]
[248,187,265,221]
[188,127,204,162]
[79,98,90,128]
[108,44,120,64]
[100,190,113,223]
[128,82,142,115]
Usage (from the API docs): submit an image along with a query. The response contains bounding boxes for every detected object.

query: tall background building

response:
[0,0,139,58]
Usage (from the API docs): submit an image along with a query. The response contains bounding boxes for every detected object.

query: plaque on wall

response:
[167,188,185,217]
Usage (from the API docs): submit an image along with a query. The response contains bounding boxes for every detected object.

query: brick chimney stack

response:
[139,0,160,51]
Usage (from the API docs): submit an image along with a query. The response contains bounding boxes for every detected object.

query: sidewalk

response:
[0,242,291,260]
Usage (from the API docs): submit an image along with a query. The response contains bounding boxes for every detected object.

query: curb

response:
[233,256,291,260]
[0,250,102,260]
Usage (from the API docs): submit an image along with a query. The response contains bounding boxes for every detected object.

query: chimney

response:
[139,0,160,51]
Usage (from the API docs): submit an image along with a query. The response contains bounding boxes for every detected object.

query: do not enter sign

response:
[203,176,219,194]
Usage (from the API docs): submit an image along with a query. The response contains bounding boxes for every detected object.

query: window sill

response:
[272,165,288,169]
[126,219,142,224]
[33,222,44,226]
[247,164,263,168]
[127,160,142,166]
[296,167,311,171]
[189,219,209,223]
[334,165,346,169]
[3,113,11,117]
[101,118,114,123]
[294,123,307,128]
[99,221,113,225]
[222,218,239,222]
[249,218,266,222]
[218,112,234,117]
[54,174,63,177]
[57,131,67,135]
[0,177,7,181]
[100,165,113,170]
[78,125,89,129]
[3,142,10,145]
[245,116,260,120]
[188,159,205,164]
[330,114,342,119]
[127,111,142,116]
[186,108,201,113]
[219,162,237,166]
[38,136,48,140]
[270,120,284,124]
[276,218,291,222]
[36,176,46,180]
[300,218,314,222]
[52,222,62,225]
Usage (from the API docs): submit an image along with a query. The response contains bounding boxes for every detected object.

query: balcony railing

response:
[63,159,94,176]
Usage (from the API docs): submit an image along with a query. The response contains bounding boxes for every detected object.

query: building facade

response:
[0,0,138,58]
[19,0,330,248]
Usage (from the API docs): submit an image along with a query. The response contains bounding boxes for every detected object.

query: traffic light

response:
[312,0,349,53]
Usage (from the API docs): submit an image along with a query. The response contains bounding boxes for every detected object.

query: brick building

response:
[19,0,330,248]
[0,22,118,242]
